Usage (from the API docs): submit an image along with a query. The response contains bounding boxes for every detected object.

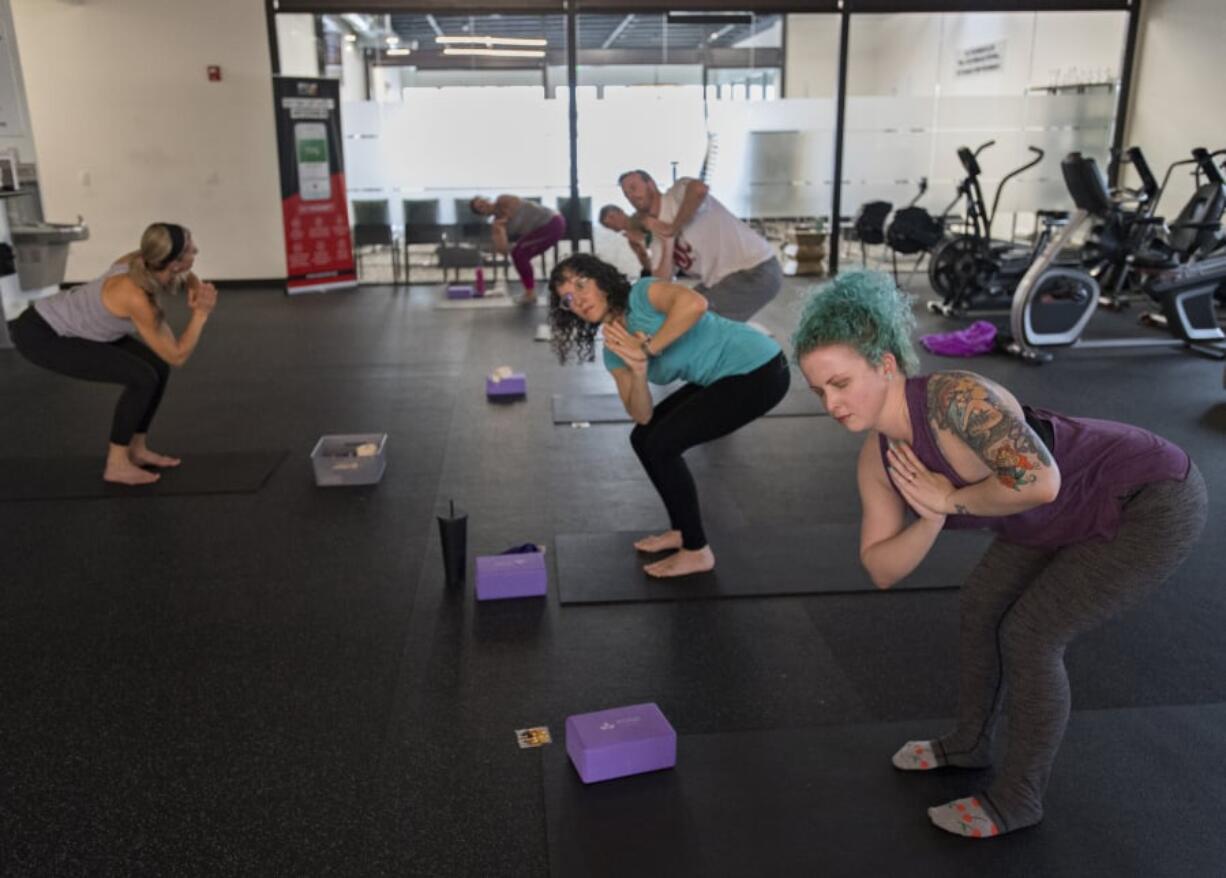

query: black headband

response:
[156,223,186,269]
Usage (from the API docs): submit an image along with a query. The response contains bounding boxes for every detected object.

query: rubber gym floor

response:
[2,275,1223,876]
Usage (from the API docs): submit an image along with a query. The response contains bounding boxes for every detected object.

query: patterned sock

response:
[891,740,942,771]
[928,796,1001,839]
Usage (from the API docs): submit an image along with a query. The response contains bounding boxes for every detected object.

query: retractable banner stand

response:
[273,77,357,295]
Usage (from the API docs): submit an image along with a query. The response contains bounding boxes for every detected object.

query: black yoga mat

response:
[0,450,287,501]
[544,702,1226,878]
[551,389,826,424]
[554,525,993,605]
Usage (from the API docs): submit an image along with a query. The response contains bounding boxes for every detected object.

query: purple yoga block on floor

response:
[475,552,546,601]
[566,702,677,784]
[447,285,475,299]
[486,374,527,398]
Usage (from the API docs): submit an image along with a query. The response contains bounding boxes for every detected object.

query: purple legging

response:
[510,214,566,292]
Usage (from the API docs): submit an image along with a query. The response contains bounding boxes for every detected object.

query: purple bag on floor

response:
[920,320,998,357]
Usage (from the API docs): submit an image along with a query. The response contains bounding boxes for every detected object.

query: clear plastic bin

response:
[310,433,387,487]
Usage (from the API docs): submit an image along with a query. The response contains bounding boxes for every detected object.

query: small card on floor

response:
[517,726,553,749]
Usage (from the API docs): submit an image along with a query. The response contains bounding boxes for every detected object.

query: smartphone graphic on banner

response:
[294,122,331,201]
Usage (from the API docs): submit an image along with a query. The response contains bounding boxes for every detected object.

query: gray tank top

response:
[35,262,135,342]
[505,200,557,241]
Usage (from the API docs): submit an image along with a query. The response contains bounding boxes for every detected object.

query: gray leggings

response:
[695,256,782,323]
[935,463,1208,831]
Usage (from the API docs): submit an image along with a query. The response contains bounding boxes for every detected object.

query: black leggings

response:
[9,307,171,445]
[630,351,790,550]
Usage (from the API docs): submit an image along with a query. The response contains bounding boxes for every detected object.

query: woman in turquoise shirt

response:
[548,253,789,578]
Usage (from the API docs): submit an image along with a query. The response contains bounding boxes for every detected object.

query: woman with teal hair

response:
[793,270,1206,838]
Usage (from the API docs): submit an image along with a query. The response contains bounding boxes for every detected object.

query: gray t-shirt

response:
[505,200,557,241]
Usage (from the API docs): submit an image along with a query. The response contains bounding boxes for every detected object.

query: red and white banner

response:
[273,77,357,295]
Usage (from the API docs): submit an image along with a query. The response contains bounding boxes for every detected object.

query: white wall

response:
[341,40,366,102]
[12,0,284,281]
[1125,0,1226,213]
[847,11,1124,98]
[782,14,839,99]
[0,0,35,166]
[277,14,320,78]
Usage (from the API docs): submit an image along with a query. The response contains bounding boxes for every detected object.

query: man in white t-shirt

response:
[618,169,782,322]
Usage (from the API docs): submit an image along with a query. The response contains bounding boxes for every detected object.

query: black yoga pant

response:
[9,307,171,445]
[630,351,790,550]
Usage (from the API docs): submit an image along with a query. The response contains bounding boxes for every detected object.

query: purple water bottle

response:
[475,266,486,297]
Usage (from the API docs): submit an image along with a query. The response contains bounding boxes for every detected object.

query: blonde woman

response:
[9,222,218,485]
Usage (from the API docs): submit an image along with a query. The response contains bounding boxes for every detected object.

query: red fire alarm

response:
[207,65,222,82]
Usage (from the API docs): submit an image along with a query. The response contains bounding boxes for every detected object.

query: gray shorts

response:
[695,256,783,323]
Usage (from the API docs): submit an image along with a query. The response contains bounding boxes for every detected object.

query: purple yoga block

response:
[475,552,546,601]
[486,374,527,398]
[566,702,677,784]
[447,285,475,299]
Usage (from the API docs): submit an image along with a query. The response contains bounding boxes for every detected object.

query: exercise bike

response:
[1128,147,1226,270]
[1006,152,1226,364]
[927,141,1053,316]
[1080,145,1162,306]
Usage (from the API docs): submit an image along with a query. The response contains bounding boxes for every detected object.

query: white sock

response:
[928,796,1001,839]
[891,740,941,771]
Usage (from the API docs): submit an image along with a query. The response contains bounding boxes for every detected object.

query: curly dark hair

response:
[547,253,632,364]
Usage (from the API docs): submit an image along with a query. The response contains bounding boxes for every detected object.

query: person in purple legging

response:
[470,195,566,304]
[793,270,1208,839]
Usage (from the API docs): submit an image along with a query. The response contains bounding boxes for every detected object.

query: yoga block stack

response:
[486,366,526,400]
[475,552,546,601]
[566,702,677,784]
[447,284,475,299]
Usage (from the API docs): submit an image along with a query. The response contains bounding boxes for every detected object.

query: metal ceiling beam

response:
[601,14,634,49]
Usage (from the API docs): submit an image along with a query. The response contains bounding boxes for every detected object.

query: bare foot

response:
[129,449,181,468]
[644,546,715,579]
[634,530,683,553]
[104,459,161,486]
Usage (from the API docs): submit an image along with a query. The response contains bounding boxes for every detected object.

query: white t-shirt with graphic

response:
[658,178,776,287]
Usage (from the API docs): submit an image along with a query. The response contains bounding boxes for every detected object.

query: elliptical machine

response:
[1007,152,1226,364]
[927,141,1051,316]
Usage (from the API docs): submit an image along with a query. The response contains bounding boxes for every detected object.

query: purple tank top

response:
[878,374,1191,549]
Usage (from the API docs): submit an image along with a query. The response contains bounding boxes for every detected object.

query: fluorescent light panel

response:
[435,35,547,47]
[442,47,545,58]
[385,48,411,56]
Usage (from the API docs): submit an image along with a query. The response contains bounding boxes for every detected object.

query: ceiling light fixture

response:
[436,35,547,47]
[442,47,546,58]
[385,48,411,56]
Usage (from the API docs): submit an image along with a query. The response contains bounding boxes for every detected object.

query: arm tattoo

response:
[927,372,1053,492]
[954,504,970,515]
